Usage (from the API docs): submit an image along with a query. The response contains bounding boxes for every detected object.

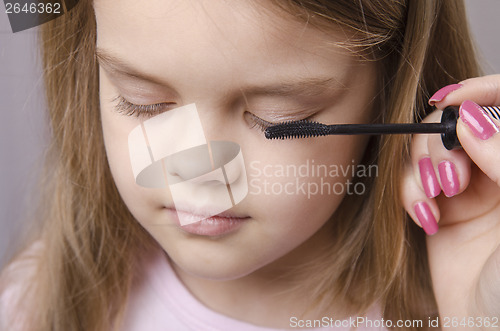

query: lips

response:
[164,206,250,236]
[166,203,248,219]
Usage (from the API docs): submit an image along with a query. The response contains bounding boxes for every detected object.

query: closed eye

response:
[113,95,176,117]
[245,112,275,132]
[245,111,315,133]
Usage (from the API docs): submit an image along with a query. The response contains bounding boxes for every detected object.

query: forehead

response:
[94,0,331,43]
[95,1,352,56]
[93,0,360,92]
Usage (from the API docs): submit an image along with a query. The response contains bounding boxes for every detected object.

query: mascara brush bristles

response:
[265,120,331,139]
[264,120,449,140]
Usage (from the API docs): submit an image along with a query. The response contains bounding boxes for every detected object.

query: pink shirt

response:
[1,246,387,330]
[121,251,387,331]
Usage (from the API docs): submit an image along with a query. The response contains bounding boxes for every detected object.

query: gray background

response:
[1,0,500,268]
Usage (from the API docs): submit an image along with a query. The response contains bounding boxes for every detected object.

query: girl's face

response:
[95,0,378,279]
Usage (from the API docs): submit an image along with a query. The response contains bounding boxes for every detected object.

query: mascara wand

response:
[265,105,500,150]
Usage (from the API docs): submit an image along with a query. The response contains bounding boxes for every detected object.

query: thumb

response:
[457,100,500,187]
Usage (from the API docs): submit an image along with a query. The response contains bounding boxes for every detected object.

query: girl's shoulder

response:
[0,240,44,331]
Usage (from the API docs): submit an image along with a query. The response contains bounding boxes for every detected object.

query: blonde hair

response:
[1,0,480,330]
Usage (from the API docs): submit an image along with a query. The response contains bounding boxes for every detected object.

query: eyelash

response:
[246,112,274,132]
[112,95,309,133]
[113,95,174,117]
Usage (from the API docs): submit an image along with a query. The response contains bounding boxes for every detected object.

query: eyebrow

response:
[96,48,166,85]
[244,77,346,98]
[95,48,346,97]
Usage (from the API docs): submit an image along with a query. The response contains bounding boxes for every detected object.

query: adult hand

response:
[401,75,500,329]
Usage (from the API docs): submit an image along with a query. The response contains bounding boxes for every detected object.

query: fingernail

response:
[459,100,499,140]
[418,157,441,198]
[428,84,462,105]
[414,202,438,235]
[438,161,459,197]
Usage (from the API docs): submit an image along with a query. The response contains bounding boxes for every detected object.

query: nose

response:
[164,143,218,184]
[164,141,247,225]
[164,141,244,186]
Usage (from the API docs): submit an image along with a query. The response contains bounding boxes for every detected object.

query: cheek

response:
[243,133,369,231]
[101,114,136,201]
[99,74,164,219]
[100,76,133,189]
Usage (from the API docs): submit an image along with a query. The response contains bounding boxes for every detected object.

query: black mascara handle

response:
[441,105,500,150]
[441,106,460,150]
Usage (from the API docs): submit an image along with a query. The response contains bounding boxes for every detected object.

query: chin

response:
[168,248,272,281]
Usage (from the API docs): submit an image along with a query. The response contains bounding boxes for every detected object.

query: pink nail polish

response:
[414,202,438,235]
[428,84,462,105]
[459,100,499,140]
[438,161,459,197]
[418,157,440,198]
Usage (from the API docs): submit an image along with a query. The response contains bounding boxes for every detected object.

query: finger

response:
[411,111,440,198]
[457,100,500,187]
[426,133,471,198]
[431,74,500,109]
[401,164,440,235]
[428,83,463,106]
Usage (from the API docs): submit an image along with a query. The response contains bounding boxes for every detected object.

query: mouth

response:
[164,206,250,236]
